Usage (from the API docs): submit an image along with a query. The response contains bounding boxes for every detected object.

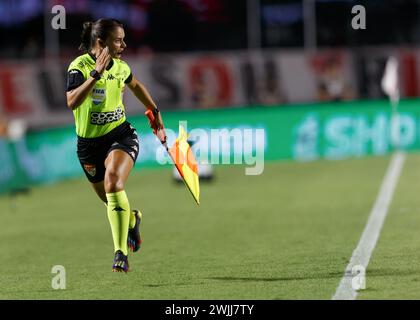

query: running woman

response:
[66,19,166,273]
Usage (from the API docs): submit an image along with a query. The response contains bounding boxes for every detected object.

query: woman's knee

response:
[104,169,125,193]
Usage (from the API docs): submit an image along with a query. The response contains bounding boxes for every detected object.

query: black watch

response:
[90,70,101,81]
[152,107,160,116]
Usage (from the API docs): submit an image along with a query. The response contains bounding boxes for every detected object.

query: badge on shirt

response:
[91,87,106,105]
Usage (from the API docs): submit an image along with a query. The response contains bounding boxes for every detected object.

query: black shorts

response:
[77,121,139,183]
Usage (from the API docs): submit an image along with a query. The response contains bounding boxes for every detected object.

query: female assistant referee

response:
[66,18,166,273]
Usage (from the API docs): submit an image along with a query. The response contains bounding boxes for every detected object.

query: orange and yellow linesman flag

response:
[168,125,200,205]
[145,110,200,205]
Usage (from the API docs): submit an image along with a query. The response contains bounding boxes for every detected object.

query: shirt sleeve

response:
[66,69,86,91]
[124,72,133,84]
[66,57,88,91]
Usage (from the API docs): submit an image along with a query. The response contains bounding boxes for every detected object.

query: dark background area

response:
[1,0,420,59]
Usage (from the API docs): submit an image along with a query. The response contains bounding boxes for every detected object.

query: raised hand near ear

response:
[95,47,111,75]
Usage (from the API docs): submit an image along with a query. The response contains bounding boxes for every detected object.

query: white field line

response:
[332,152,406,300]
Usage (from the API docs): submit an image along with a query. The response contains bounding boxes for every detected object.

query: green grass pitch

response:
[1,155,420,299]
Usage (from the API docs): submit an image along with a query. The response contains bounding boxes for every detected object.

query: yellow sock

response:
[105,202,136,230]
[106,191,130,255]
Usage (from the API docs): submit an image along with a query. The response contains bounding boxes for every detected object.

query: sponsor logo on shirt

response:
[90,107,125,125]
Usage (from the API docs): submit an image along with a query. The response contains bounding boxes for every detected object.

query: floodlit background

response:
[1,0,420,300]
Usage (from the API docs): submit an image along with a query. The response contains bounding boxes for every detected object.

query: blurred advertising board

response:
[1,47,419,129]
[2,99,420,193]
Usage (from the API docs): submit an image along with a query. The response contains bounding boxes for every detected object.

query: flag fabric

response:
[381,56,400,103]
[168,124,200,205]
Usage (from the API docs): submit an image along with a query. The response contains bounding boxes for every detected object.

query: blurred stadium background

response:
[2,0,420,300]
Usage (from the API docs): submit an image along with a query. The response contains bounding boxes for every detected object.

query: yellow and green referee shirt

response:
[66,52,133,138]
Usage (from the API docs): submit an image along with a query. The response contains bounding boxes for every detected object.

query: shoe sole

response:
[112,267,129,273]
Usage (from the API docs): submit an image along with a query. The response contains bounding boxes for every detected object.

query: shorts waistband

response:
[77,121,131,143]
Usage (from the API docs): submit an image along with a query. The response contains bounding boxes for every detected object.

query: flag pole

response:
[145,110,200,205]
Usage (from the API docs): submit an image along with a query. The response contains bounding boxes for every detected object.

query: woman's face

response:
[104,26,126,59]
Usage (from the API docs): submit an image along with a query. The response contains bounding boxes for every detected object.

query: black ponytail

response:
[79,21,93,52]
[78,19,123,52]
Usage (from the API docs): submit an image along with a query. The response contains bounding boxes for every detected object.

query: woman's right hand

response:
[155,112,167,144]
[95,47,111,74]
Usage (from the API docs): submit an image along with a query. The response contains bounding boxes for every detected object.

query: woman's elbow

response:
[66,93,78,110]
[67,99,75,110]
